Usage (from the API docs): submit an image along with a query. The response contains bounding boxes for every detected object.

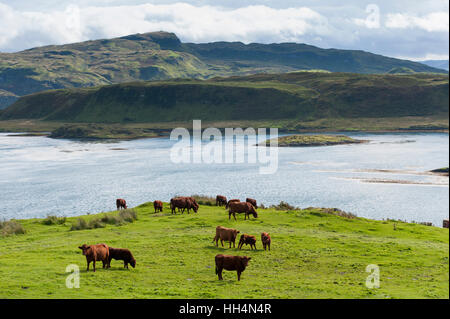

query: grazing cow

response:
[225,199,240,209]
[228,202,258,220]
[213,226,240,248]
[215,254,251,281]
[238,234,257,250]
[153,200,163,213]
[246,198,257,209]
[216,195,227,207]
[107,247,136,269]
[170,197,198,214]
[116,198,127,210]
[261,232,271,251]
[78,243,109,272]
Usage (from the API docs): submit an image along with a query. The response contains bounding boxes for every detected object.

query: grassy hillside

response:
[1,72,448,124]
[0,31,446,109]
[0,202,447,299]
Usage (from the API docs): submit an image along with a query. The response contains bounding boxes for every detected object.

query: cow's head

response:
[241,256,251,268]
[78,244,91,255]
[130,258,136,268]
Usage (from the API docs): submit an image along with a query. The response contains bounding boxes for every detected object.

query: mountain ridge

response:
[0,31,446,110]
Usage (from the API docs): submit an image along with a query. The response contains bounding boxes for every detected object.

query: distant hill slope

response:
[1,72,447,123]
[419,60,449,71]
[0,32,446,109]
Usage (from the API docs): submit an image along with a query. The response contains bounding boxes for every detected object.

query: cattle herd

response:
[79,195,271,281]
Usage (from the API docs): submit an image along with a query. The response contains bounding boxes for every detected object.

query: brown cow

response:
[107,247,136,269]
[225,199,240,209]
[216,195,227,207]
[246,198,257,209]
[215,254,251,281]
[116,198,127,210]
[153,200,163,213]
[213,226,240,248]
[170,197,198,214]
[78,243,109,272]
[228,202,258,220]
[261,232,271,251]
[238,234,257,250]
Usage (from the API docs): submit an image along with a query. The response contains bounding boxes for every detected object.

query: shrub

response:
[70,218,90,231]
[70,209,137,231]
[306,207,357,219]
[190,195,215,206]
[0,220,26,236]
[270,201,297,211]
[42,215,66,225]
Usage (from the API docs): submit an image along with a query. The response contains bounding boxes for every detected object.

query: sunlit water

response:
[0,132,448,226]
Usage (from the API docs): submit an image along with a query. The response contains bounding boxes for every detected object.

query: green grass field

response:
[0,202,448,299]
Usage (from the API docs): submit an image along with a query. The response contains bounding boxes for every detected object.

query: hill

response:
[419,60,449,71]
[0,31,446,109]
[0,201,447,298]
[1,72,448,125]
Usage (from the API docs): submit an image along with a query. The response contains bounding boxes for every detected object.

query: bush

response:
[42,215,66,225]
[70,218,90,231]
[270,201,297,211]
[306,207,357,219]
[0,220,26,236]
[70,209,137,231]
[190,195,215,206]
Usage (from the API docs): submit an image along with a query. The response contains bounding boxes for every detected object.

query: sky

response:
[0,0,448,61]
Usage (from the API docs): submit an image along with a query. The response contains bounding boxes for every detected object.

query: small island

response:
[258,134,368,147]
[430,167,449,176]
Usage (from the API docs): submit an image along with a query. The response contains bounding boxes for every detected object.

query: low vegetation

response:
[260,134,367,147]
[0,220,26,236]
[70,209,137,231]
[42,216,66,226]
[0,202,447,298]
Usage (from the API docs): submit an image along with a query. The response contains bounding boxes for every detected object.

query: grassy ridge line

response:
[1,72,448,125]
[0,202,448,298]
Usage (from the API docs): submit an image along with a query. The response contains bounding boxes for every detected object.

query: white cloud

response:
[385,12,449,32]
[0,1,447,62]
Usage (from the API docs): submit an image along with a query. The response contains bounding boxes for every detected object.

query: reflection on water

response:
[0,132,448,226]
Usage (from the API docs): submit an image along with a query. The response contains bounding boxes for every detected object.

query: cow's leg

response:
[237,271,241,281]
[93,260,96,272]
[102,261,106,268]
[233,213,237,221]
[268,243,270,251]
[220,239,224,247]
[218,268,223,280]
[86,260,90,272]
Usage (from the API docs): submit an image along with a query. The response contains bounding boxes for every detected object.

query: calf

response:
[246,198,258,209]
[215,254,251,281]
[225,199,240,209]
[213,226,240,248]
[216,195,227,207]
[238,234,257,250]
[108,247,136,269]
[153,200,163,213]
[116,198,127,210]
[261,232,271,251]
[78,243,109,272]
[228,202,258,220]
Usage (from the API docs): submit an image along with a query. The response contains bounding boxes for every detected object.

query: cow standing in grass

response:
[78,243,109,272]
[261,232,271,251]
[116,198,127,210]
[246,198,257,209]
[215,254,251,281]
[228,202,258,220]
[213,226,240,248]
[107,247,136,269]
[216,195,227,207]
[238,234,257,250]
[153,200,163,213]
[170,197,198,214]
[225,199,240,209]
